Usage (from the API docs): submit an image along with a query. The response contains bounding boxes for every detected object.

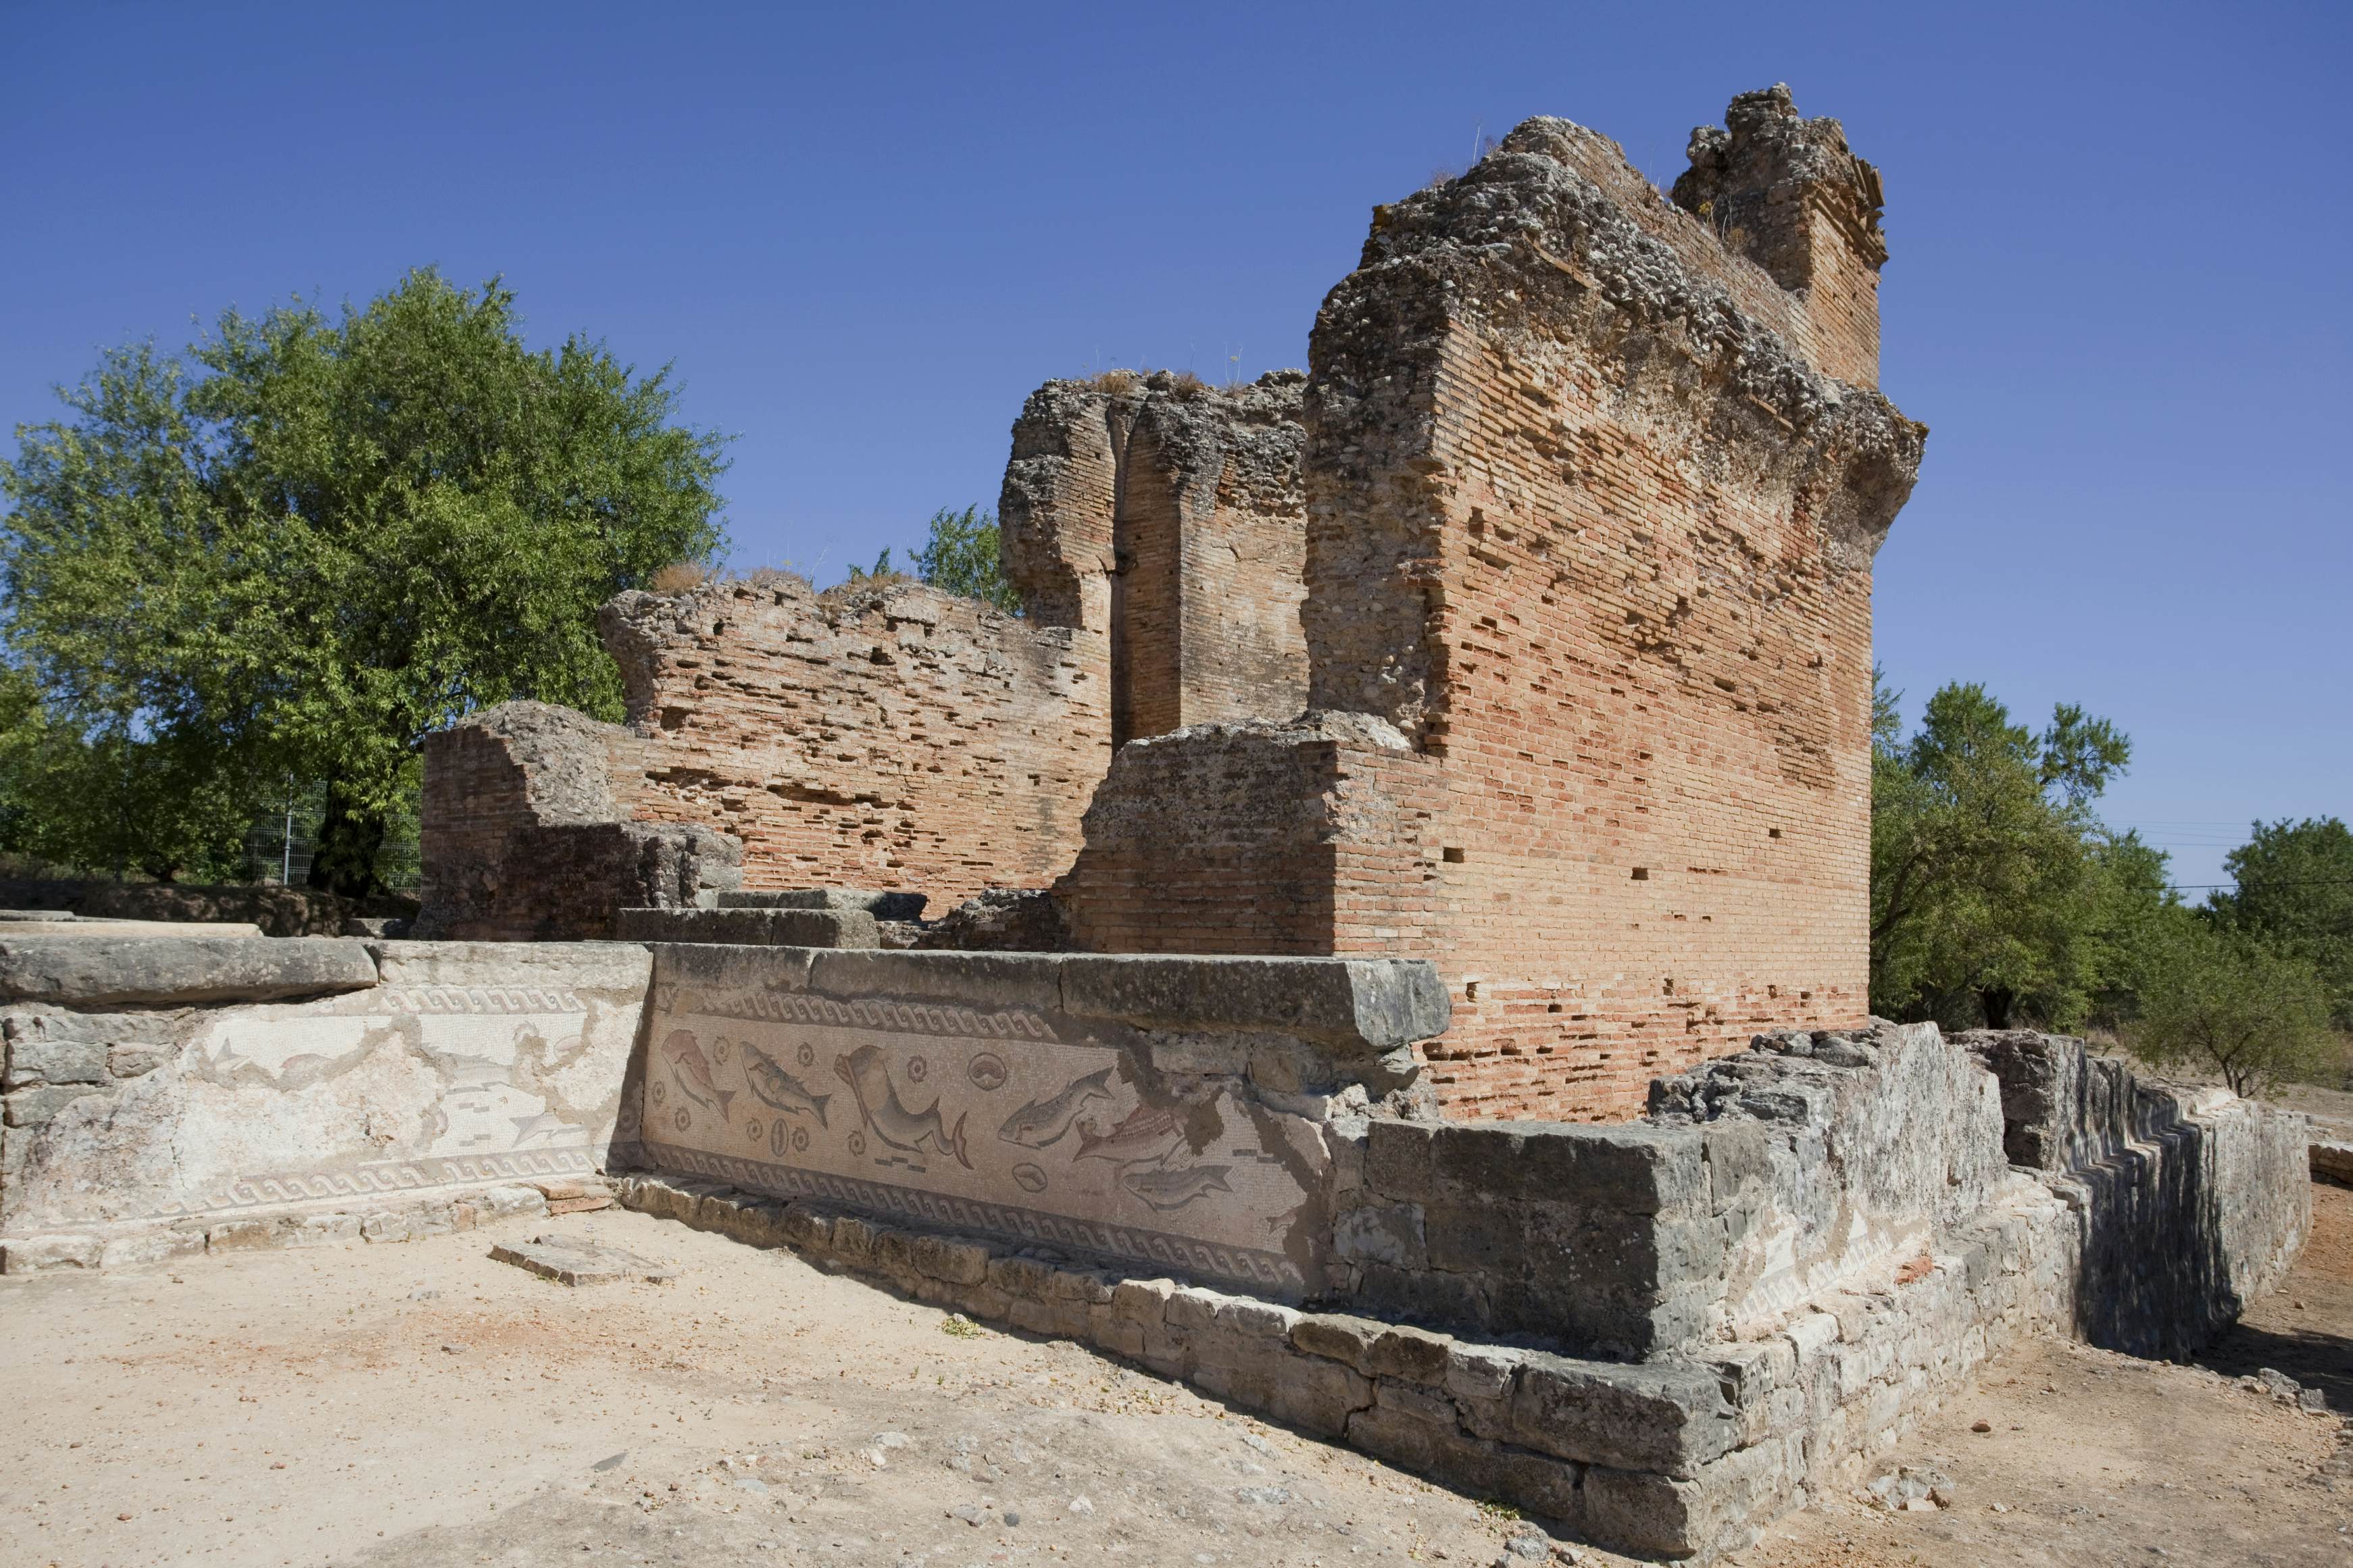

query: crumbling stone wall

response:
[1062,88,1923,1121]
[415,701,739,941]
[597,577,1109,907]
[1001,370,1309,743]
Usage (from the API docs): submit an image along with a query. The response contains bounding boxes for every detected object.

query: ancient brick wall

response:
[1001,370,1309,744]
[597,576,1110,907]
[1062,88,1923,1121]
[416,701,740,941]
[1299,91,1921,1119]
[1060,711,1445,957]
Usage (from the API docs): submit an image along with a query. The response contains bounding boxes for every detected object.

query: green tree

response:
[913,505,1020,613]
[2127,913,2335,1095]
[0,269,730,894]
[1871,674,2166,1030]
[2208,817,2353,1028]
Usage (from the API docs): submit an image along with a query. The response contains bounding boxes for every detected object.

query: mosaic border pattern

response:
[152,1146,600,1220]
[674,988,1056,1042]
[370,986,588,1015]
[643,1142,1301,1292]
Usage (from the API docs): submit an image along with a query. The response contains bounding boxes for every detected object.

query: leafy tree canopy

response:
[2127,913,2336,1095]
[0,268,730,892]
[914,505,1020,613]
[2208,816,2353,1029]
[1871,674,2167,1031]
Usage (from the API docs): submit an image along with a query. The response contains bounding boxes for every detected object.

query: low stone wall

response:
[0,880,418,938]
[1958,1030,2311,1359]
[1,936,651,1269]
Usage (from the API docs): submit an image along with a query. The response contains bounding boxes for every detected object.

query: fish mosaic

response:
[1074,1103,1187,1166]
[996,1067,1114,1150]
[639,976,1331,1294]
[1120,1163,1235,1211]
[742,1042,832,1127]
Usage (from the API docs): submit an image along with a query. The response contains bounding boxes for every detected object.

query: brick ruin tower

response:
[1060,86,1925,1119]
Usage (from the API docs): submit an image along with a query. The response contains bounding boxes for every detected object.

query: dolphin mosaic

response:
[833,1044,971,1168]
[662,1029,735,1121]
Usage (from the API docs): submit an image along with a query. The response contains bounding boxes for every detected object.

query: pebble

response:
[1068,1496,1095,1516]
[1972,1420,1993,1433]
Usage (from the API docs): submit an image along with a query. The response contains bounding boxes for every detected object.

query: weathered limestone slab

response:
[0,936,378,1007]
[489,1233,676,1286]
[614,906,883,949]
[718,889,928,921]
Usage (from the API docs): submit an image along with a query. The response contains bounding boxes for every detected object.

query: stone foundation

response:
[0,934,2314,1560]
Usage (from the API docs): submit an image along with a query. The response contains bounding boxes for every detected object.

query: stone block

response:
[1264,1354,1372,1438]
[99,1228,205,1270]
[1059,955,1450,1057]
[1421,1201,1522,1275]
[807,949,1063,1014]
[106,1043,173,1080]
[987,1255,1055,1298]
[1508,1354,1737,1477]
[208,1218,279,1250]
[868,1228,920,1281]
[4,1081,105,1126]
[284,1213,362,1247]
[1,1232,101,1272]
[1364,1119,1436,1201]
[778,1202,833,1248]
[620,907,883,949]
[912,1234,991,1286]
[0,935,378,1007]
[719,888,929,921]
[1165,1286,1229,1333]
[1443,1342,1523,1404]
[829,1215,875,1261]
[1110,1278,1174,1324]
[1368,1323,1455,1385]
[1352,1261,1487,1329]
[1430,1121,1706,1216]
[1331,1200,1427,1273]
[1049,1267,1114,1304]
[482,1185,551,1217]
[3,1036,109,1088]
[1289,1312,1381,1371]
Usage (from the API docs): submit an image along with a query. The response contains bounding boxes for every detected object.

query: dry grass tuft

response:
[646,561,711,595]
[1088,368,1140,397]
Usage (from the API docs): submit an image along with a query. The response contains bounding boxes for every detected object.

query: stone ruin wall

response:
[1065,88,1923,1122]
[414,373,1312,935]
[1001,370,1310,744]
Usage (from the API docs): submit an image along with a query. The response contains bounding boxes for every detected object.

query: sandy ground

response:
[2,1187,2347,1568]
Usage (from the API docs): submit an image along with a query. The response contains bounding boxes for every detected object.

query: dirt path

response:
[3,1186,2347,1568]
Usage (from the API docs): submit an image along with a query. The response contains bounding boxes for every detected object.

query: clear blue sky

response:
[3,1,2344,890]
